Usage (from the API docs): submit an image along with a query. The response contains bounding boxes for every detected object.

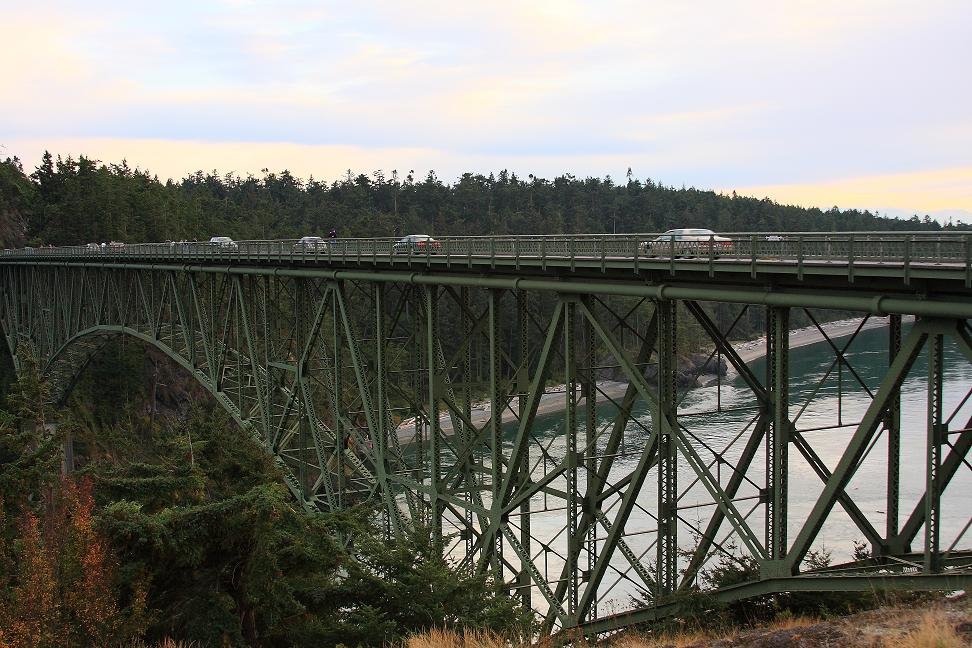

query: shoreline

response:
[730,314,915,366]
[395,314,911,441]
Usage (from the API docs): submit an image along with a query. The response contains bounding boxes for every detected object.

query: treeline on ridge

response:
[0,151,962,249]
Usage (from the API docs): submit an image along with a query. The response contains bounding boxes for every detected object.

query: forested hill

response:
[0,151,964,249]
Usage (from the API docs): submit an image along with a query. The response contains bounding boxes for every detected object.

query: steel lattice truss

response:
[1,259,971,635]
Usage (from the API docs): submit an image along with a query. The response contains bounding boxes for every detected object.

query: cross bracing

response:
[1,232,971,635]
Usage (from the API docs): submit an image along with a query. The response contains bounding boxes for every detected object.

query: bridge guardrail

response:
[3,232,971,270]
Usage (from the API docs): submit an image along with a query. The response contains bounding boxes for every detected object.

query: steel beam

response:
[887,313,902,547]
[2,253,970,639]
[925,331,943,573]
[765,306,789,573]
[656,299,678,596]
[16,260,972,319]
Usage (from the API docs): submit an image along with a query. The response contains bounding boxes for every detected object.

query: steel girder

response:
[0,263,970,635]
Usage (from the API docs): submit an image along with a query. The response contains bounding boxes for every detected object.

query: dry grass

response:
[406,600,970,648]
[612,629,712,648]
[612,615,819,648]
[764,613,820,632]
[406,628,517,648]
[884,609,968,648]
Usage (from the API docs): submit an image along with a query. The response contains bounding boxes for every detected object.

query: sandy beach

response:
[394,314,912,441]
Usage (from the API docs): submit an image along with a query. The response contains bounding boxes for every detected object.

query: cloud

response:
[0,136,692,183]
[1,1,970,217]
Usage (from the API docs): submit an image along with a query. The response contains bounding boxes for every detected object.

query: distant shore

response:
[729,314,915,367]
[394,314,911,441]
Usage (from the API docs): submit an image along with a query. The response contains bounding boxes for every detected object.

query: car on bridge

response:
[208,236,238,250]
[640,229,734,258]
[293,236,329,252]
[392,234,441,254]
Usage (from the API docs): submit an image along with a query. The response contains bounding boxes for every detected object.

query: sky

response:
[2,0,971,222]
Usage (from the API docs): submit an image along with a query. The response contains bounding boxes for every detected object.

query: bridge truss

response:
[1,234,971,634]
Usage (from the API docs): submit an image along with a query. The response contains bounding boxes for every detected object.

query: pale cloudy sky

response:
[2,0,971,221]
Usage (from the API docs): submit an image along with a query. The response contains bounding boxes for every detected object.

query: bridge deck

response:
[4,233,970,316]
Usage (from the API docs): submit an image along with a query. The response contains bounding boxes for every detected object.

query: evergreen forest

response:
[1,153,964,251]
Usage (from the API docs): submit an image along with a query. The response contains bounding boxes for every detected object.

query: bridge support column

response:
[461,287,475,562]
[412,289,427,524]
[764,305,789,574]
[656,299,678,597]
[564,297,579,618]
[488,289,504,583]
[583,305,597,623]
[925,330,943,573]
[517,290,532,609]
[373,282,404,537]
[885,314,908,554]
[425,286,443,549]
[296,277,309,499]
[332,287,344,508]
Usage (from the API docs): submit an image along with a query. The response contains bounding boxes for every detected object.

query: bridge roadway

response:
[4,231,972,316]
[0,231,970,634]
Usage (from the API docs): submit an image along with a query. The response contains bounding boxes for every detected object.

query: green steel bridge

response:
[1,231,971,634]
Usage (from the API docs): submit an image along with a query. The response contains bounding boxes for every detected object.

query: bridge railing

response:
[3,232,971,267]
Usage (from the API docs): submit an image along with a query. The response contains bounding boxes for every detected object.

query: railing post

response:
[848,234,855,283]
[750,234,757,279]
[904,236,912,285]
[965,234,971,289]
[796,235,804,280]
[669,235,675,275]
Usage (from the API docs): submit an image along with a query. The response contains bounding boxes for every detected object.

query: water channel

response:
[439,320,972,615]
